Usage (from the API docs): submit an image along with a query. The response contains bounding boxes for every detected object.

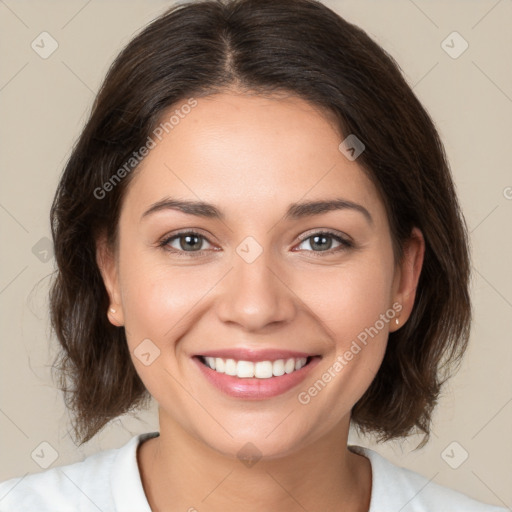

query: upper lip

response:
[196,348,318,362]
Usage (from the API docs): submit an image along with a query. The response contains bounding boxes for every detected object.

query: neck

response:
[137,412,371,512]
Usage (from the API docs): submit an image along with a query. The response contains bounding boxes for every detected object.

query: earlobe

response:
[392,227,425,330]
[96,234,125,326]
[107,305,124,327]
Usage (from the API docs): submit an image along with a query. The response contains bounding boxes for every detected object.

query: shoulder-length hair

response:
[50,0,471,445]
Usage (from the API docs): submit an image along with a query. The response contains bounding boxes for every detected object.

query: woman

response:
[0,0,506,510]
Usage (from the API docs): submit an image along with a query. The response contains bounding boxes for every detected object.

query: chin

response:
[192,416,318,462]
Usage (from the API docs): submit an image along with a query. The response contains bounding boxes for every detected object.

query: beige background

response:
[1,0,511,508]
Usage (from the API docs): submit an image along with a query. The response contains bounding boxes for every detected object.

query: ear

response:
[96,232,124,327]
[390,226,425,331]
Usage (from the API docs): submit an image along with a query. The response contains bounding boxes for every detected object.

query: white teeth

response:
[224,358,237,376]
[255,361,273,379]
[273,359,285,376]
[295,358,305,370]
[202,356,310,378]
[215,358,225,373]
[284,358,296,374]
[236,360,254,378]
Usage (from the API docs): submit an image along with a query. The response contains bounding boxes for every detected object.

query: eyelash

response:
[157,229,354,258]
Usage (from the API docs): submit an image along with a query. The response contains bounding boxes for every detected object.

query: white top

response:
[0,431,506,511]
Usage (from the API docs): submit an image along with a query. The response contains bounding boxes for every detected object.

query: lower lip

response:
[192,356,321,400]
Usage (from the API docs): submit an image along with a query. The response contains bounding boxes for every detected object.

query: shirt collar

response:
[110,431,160,512]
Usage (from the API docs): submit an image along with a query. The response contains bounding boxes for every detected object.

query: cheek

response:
[291,250,395,409]
[295,251,395,345]
[117,253,212,401]
[118,246,213,341]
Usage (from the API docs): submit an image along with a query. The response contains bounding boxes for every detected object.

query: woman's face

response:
[99,91,423,459]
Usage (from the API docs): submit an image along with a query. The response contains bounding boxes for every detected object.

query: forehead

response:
[122,92,386,227]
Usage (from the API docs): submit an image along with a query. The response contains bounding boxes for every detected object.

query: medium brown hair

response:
[50,0,471,446]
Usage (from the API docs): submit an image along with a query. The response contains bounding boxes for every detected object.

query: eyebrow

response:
[141,197,373,225]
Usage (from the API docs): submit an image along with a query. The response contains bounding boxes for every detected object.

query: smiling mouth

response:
[196,355,317,379]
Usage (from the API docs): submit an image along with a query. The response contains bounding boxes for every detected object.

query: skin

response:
[97,90,425,512]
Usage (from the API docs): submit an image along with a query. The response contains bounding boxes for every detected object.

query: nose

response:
[215,249,297,332]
